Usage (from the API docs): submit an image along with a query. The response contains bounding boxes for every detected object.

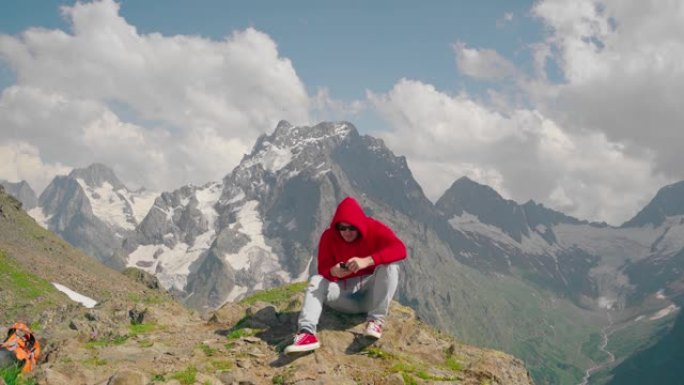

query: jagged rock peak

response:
[69,163,125,190]
[239,121,357,174]
[0,179,37,209]
[450,176,499,195]
[436,176,510,213]
[622,179,684,228]
[269,120,356,146]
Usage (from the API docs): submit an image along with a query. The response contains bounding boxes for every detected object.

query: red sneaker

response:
[365,320,383,339]
[284,331,320,354]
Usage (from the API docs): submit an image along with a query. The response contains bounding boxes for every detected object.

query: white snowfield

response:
[27,207,50,229]
[52,282,97,308]
[126,183,303,303]
[242,122,352,175]
[76,178,157,230]
[449,209,684,312]
[649,304,680,321]
[127,182,222,292]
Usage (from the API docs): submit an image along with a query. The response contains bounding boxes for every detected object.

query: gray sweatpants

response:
[297,262,400,334]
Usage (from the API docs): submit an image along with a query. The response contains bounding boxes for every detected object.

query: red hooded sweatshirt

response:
[317,196,407,281]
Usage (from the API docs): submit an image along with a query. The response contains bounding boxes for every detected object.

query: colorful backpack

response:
[0,322,41,373]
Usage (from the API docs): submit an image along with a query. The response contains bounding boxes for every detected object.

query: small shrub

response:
[171,366,197,385]
[445,356,463,371]
[226,328,251,340]
[198,343,217,356]
[129,323,156,336]
[401,372,418,385]
[361,346,391,359]
[83,355,107,366]
[210,359,233,370]
[240,282,307,306]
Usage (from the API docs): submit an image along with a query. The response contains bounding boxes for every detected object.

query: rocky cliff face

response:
[33,163,157,268]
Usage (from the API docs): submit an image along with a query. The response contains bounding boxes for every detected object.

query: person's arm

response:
[367,219,407,265]
[317,230,351,280]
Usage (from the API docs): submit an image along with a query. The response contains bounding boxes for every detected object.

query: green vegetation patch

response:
[170,366,198,385]
[239,282,307,307]
[129,322,157,336]
[0,249,64,323]
[0,250,56,299]
[0,362,38,385]
[197,343,217,357]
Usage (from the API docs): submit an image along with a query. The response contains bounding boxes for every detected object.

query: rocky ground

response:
[5,283,533,385]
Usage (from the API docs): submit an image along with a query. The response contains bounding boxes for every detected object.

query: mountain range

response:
[6,120,684,385]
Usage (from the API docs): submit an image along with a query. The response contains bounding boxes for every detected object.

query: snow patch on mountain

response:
[125,190,158,224]
[242,122,352,175]
[128,242,200,291]
[223,200,292,301]
[77,179,134,229]
[248,141,294,173]
[649,304,680,321]
[597,296,616,309]
[196,182,222,228]
[126,182,221,291]
[553,224,657,265]
[52,282,97,308]
[74,178,156,230]
[27,207,50,229]
[448,211,556,255]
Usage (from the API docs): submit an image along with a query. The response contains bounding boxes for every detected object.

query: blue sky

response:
[2,0,684,225]
[1,1,542,101]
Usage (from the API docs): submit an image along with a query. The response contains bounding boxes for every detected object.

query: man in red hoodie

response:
[285,196,407,354]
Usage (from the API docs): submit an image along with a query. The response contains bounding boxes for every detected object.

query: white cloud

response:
[370,79,668,224]
[0,141,71,193]
[0,0,311,194]
[454,42,517,81]
[368,0,684,225]
[531,0,684,178]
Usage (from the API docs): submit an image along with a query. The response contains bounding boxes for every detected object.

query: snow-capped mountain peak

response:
[239,121,355,175]
[69,163,125,190]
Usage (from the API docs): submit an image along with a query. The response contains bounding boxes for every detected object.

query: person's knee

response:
[374,262,400,277]
[308,274,324,287]
[307,274,329,295]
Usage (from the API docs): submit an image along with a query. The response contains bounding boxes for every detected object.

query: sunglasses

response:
[336,224,358,232]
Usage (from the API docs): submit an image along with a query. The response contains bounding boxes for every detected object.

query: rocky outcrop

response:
[27,284,533,385]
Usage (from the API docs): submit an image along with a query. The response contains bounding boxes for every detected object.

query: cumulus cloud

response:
[531,0,684,179]
[370,79,669,225]
[0,0,311,194]
[454,42,517,81]
[368,0,684,225]
[0,141,71,193]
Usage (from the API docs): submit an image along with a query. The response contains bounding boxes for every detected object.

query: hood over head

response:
[330,196,368,237]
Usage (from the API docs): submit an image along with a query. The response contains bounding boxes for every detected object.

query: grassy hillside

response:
[0,187,151,308]
[438,267,607,385]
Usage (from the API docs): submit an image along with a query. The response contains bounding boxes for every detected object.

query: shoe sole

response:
[284,342,320,354]
[365,330,381,339]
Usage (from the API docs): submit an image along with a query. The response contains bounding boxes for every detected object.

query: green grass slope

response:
[0,187,160,325]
